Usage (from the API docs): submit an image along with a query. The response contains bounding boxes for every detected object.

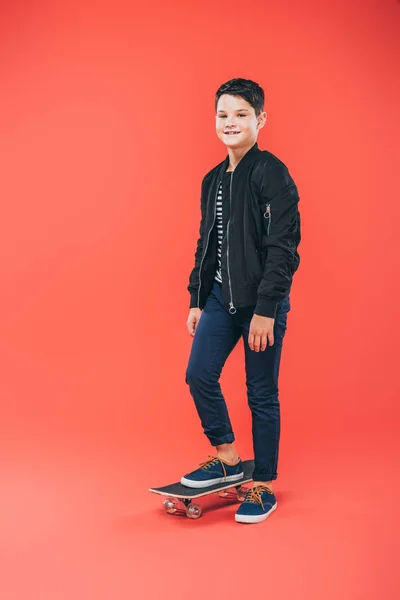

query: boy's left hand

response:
[248,314,275,351]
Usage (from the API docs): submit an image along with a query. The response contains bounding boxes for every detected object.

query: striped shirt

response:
[215,171,232,283]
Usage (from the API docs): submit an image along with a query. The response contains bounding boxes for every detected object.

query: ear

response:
[258,111,267,130]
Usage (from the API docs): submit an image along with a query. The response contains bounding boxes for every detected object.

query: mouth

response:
[224,131,241,136]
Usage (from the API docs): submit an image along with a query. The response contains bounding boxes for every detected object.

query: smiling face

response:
[216,94,266,149]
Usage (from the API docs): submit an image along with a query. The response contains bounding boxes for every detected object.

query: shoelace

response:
[199,455,227,479]
[245,485,274,509]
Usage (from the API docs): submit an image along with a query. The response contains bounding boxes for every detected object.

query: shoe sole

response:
[235,501,278,524]
[180,472,244,489]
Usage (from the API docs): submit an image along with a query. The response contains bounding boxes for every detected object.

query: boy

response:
[182,78,301,524]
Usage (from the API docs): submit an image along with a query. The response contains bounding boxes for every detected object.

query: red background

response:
[0,1,398,598]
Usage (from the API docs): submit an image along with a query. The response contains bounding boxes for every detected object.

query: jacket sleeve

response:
[187,176,207,308]
[254,162,301,319]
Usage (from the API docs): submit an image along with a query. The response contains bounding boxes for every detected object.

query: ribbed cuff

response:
[189,291,199,309]
[254,297,279,319]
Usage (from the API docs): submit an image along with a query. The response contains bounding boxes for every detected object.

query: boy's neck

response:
[226,141,257,171]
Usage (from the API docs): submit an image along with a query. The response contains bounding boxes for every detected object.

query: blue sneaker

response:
[181,455,244,489]
[235,485,278,523]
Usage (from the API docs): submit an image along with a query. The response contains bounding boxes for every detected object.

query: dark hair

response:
[215,78,265,117]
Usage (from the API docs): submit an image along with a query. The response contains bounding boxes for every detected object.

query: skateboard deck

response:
[149,459,254,519]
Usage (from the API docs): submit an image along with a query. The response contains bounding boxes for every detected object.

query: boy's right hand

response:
[186,308,203,337]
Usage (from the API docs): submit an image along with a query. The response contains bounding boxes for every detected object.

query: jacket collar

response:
[217,141,260,180]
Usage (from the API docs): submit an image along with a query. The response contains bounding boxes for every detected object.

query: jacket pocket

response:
[255,248,265,269]
[244,243,264,286]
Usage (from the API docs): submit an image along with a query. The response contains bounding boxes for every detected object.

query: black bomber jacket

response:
[187,141,301,319]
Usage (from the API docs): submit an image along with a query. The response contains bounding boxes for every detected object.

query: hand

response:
[187,308,203,337]
[248,314,275,351]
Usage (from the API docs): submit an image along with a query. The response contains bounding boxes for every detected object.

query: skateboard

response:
[149,459,254,519]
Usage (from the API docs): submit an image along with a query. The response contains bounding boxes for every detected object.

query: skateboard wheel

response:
[237,486,248,502]
[163,498,177,514]
[186,503,202,519]
[217,490,229,498]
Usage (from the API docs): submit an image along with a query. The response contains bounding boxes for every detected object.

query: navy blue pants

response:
[185,280,290,482]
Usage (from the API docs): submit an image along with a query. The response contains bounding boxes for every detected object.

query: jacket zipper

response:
[264,203,271,236]
[227,172,236,314]
[197,181,220,308]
